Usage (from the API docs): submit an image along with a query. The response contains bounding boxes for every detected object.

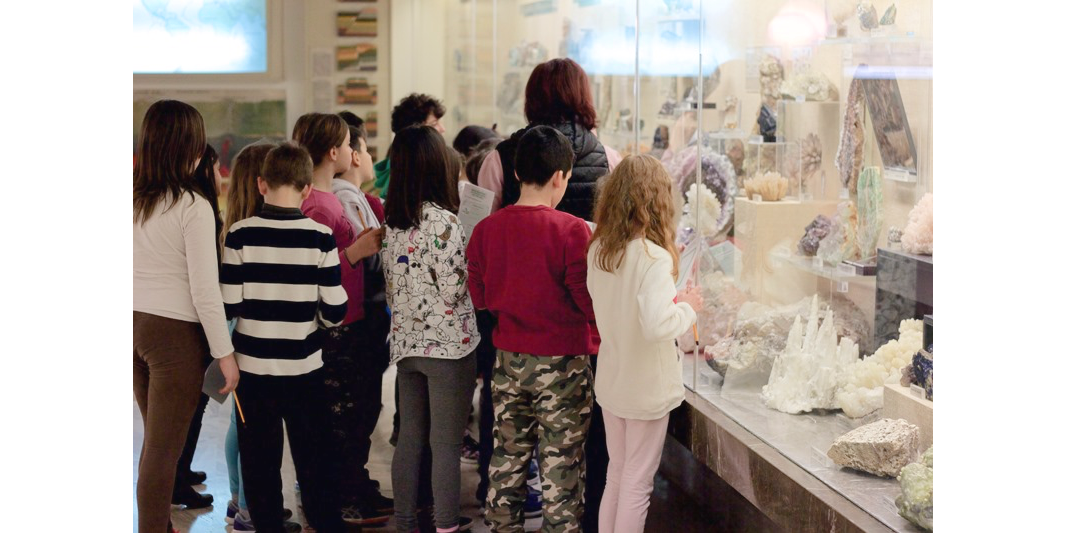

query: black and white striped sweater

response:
[221,204,348,376]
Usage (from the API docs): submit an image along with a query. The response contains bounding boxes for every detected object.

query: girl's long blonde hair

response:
[590,154,679,278]
[222,142,277,248]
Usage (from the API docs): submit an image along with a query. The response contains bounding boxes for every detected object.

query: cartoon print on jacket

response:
[382,202,480,364]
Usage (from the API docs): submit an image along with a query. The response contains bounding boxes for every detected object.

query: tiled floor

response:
[133,365,717,532]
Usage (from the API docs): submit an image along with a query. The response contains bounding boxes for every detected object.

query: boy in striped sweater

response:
[221,143,349,533]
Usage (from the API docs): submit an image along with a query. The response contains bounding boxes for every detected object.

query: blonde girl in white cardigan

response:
[586,154,704,533]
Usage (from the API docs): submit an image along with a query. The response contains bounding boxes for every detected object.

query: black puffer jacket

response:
[497,121,609,222]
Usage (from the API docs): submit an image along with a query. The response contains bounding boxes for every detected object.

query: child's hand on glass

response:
[677,287,704,313]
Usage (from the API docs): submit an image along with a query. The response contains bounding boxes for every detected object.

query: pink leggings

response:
[598,409,670,533]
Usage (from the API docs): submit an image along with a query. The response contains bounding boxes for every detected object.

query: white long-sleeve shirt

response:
[587,238,696,420]
[133,192,234,359]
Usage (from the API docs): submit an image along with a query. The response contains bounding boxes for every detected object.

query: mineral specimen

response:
[757,104,777,142]
[827,418,920,477]
[680,183,723,239]
[880,4,897,25]
[896,447,934,531]
[857,2,880,31]
[726,139,745,176]
[667,146,737,241]
[829,295,874,356]
[901,347,933,400]
[836,76,866,194]
[816,201,861,265]
[704,297,812,387]
[887,225,903,246]
[700,152,738,239]
[798,215,833,256]
[658,95,678,116]
[744,171,789,201]
[836,319,923,418]
[856,167,884,261]
[781,70,840,102]
[902,193,933,255]
[761,296,860,414]
[722,95,740,130]
[800,133,823,185]
[758,54,784,109]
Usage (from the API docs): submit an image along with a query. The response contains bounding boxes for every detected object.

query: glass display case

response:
[438,1,933,531]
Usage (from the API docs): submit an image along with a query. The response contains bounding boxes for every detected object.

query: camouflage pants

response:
[486,350,593,533]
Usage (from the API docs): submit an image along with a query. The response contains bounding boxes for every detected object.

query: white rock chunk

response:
[827,418,920,477]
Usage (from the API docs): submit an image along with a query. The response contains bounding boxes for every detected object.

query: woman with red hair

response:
[478,58,621,221]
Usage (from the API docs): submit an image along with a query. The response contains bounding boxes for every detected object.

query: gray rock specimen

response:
[827,418,920,477]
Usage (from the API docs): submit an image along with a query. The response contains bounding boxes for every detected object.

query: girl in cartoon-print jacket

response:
[379,125,480,533]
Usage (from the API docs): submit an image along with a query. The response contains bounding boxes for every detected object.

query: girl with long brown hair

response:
[133,100,239,533]
[381,125,479,533]
[586,154,704,533]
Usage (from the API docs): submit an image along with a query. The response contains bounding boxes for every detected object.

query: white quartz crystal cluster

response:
[760,295,860,414]
[705,297,814,389]
[836,319,923,417]
[680,183,723,239]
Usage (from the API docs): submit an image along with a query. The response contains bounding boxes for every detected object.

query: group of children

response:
[217,111,392,533]
[143,91,704,533]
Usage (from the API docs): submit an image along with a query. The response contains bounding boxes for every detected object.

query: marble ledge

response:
[669,390,895,533]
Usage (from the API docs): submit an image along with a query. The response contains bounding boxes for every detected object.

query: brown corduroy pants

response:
[133,311,209,533]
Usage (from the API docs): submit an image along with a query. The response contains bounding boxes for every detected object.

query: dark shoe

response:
[183,470,207,485]
[172,486,213,509]
[361,491,394,514]
[341,505,391,527]
[233,510,302,532]
[226,500,289,524]
[460,433,479,465]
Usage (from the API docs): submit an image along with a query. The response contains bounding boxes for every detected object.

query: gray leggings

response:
[392,352,477,531]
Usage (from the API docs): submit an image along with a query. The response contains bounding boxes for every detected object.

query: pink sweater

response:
[301,188,364,324]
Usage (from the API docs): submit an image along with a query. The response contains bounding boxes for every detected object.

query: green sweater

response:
[373,158,390,199]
